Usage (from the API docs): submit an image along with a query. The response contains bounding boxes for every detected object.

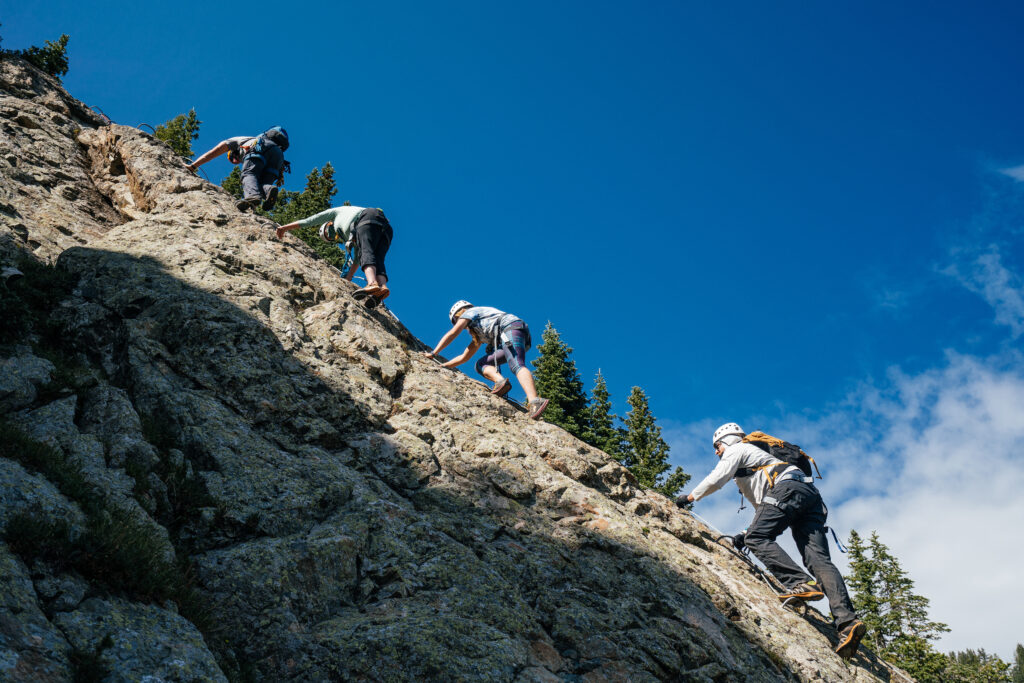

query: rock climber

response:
[425,301,549,420]
[275,206,393,304]
[186,126,290,212]
[678,422,867,660]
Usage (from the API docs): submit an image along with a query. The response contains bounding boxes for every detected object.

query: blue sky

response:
[6,0,1024,658]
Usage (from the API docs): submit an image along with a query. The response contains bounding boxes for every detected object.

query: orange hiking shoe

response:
[834,620,867,659]
[491,378,512,397]
[779,582,825,602]
[353,283,381,300]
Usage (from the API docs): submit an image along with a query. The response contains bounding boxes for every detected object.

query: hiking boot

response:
[262,186,279,211]
[491,378,512,397]
[352,283,381,300]
[779,582,825,602]
[834,620,867,659]
[373,285,391,302]
[528,397,549,420]
[236,196,260,212]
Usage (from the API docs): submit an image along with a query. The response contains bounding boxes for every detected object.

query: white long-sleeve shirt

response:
[690,442,801,507]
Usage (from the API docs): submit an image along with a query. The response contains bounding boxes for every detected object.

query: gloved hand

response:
[731,532,746,551]
[675,495,693,510]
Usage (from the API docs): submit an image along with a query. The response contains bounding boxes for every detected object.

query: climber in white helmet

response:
[424,301,549,420]
[678,422,867,660]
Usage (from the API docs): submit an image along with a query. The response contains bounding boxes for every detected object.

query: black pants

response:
[745,479,857,626]
[240,142,284,201]
[354,208,393,278]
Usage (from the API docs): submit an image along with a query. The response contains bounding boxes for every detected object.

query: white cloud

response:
[942,245,1024,338]
[999,164,1024,182]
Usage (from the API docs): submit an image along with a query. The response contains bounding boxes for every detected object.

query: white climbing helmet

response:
[712,422,745,448]
[318,221,339,243]
[449,300,473,324]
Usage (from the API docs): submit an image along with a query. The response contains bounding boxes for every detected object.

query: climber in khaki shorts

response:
[679,422,867,660]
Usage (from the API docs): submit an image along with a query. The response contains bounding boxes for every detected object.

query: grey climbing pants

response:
[240,142,284,202]
[745,479,857,627]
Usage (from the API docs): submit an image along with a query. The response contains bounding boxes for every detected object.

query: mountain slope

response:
[0,56,910,682]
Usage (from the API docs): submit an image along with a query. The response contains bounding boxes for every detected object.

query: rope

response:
[137,123,156,133]
[827,526,848,553]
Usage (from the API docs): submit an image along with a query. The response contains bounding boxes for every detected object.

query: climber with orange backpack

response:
[424,301,549,420]
[186,126,291,212]
[677,423,867,660]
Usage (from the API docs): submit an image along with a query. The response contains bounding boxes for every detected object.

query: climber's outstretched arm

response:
[441,340,481,368]
[425,319,471,360]
[187,141,230,172]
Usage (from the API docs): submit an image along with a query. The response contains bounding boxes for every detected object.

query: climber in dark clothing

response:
[678,423,867,660]
[187,126,290,212]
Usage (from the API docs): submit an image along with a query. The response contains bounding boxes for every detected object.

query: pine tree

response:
[21,34,70,79]
[845,530,950,681]
[619,387,689,496]
[221,166,242,198]
[941,649,1011,683]
[154,109,201,158]
[222,163,345,268]
[582,370,624,457]
[1011,644,1024,683]
[530,323,591,439]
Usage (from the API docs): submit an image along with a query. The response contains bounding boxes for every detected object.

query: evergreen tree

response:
[1011,644,1024,683]
[154,109,201,158]
[582,370,624,456]
[619,387,689,496]
[530,323,591,439]
[845,530,950,681]
[941,649,1011,683]
[21,34,70,78]
[222,166,243,198]
[222,163,345,268]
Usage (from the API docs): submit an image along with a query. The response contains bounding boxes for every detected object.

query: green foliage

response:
[154,109,201,158]
[221,166,243,198]
[0,255,77,343]
[619,387,689,496]
[0,420,206,626]
[582,370,625,456]
[1012,644,1024,683]
[845,530,951,680]
[941,649,1011,683]
[530,322,591,439]
[21,33,70,79]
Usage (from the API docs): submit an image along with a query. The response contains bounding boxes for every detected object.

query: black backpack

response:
[261,126,289,151]
[740,431,821,479]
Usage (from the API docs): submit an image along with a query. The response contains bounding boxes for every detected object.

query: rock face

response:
[0,56,912,682]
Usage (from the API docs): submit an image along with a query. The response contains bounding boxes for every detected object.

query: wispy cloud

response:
[942,245,1024,338]
[999,164,1024,182]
